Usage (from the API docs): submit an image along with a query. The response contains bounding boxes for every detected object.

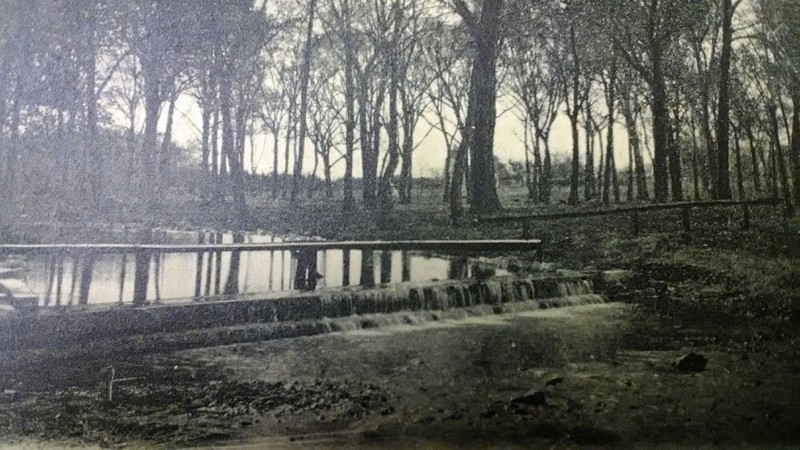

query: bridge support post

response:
[360,249,375,288]
[342,248,350,286]
[401,251,411,282]
[293,248,319,291]
[681,207,691,234]
[77,253,95,305]
[379,251,391,284]
[132,248,150,306]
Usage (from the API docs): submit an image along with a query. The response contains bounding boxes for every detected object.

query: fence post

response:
[681,207,691,234]
[293,248,319,291]
[194,234,205,301]
[631,210,641,236]
[132,248,150,306]
[742,203,751,230]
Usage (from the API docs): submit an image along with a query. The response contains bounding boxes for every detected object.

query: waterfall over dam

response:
[0,274,605,353]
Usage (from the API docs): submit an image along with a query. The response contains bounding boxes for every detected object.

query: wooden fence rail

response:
[477,198,786,239]
[0,239,542,307]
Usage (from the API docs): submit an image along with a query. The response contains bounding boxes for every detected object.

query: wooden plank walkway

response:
[0,239,541,256]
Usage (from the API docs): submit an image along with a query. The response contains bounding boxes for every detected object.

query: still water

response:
[21,229,501,306]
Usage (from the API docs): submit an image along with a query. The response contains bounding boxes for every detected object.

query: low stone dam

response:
[0,274,605,353]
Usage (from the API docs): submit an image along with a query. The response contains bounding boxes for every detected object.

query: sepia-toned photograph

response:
[1,0,799,447]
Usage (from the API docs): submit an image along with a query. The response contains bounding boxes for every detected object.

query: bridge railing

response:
[477,198,786,239]
[0,239,542,308]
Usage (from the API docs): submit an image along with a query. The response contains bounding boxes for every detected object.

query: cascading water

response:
[0,273,607,351]
[313,276,605,335]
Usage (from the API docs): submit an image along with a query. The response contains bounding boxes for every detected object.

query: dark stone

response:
[472,264,496,280]
[673,352,707,373]
[512,390,546,406]
[545,376,565,386]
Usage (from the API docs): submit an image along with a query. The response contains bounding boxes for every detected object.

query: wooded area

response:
[1,0,799,226]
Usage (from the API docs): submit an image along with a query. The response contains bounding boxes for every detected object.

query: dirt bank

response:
[1,294,799,448]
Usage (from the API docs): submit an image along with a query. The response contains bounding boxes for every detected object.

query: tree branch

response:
[449,0,479,32]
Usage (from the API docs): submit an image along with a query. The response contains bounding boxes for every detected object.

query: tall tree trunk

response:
[0,61,7,198]
[523,117,534,200]
[224,232,243,296]
[379,2,403,212]
[734,124,744,200]
[2,77,22,218]
[768,133,779,198]
[790,93,800,208]
[668,107,683,201]
[714,0,733,199]
[450,85,476,224]
[201,79,212,197]
[323,151,333,199]
[442,145,452,203]
[450,135,469,224]
[622,98,648,200]
[399,91,415,205]
[583,92,594,202]
[159,83,178,184]
[541,139,552,204]
[466,0,503,215]
[309,143,319,200]
[648,7,670,203]
[651,72,669,202]
[695,46,717,196]
[567,26,581,206]
[211,106,221,197]
[341,0,356,211]
[84,13,101,212]
[220,65,246,228]
[291,0,317,202]
[768,104,794,215]
[603,56,617,206]
[141,62,161,222]
[532,134,541,202]
[597,129,605,202]
[283,102,294,199]
[271,129,280,199]
[627,127,635,201]
[691,115,701,200]
[359,76,376,208]
[746,127,762,194]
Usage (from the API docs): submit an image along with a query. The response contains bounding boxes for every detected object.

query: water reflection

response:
[22,229,504,306]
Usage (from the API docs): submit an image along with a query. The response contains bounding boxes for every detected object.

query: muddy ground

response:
[1,289,799,448]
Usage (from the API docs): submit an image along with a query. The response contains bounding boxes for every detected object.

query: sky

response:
[164,92,636,180]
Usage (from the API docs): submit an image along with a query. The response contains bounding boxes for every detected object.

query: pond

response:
[17,228,507,306]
